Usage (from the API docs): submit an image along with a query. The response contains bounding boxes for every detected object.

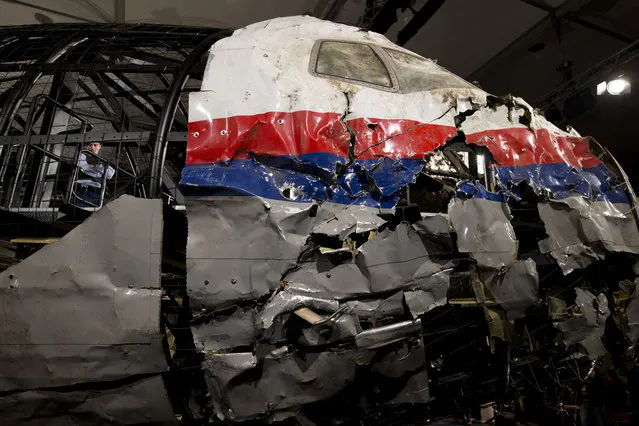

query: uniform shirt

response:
[77,152,115,188]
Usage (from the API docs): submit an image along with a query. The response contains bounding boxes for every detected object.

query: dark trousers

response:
[74,185,102,208]
[580,404,604,426]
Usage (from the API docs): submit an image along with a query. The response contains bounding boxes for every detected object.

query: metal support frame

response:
[106,72,163,114]
[535,39,639,109]
[396,0,448,46]
[21,74,65,207]
[0,23,224,218]
[149,30,232,198]
[517,0,634,44]
[0,36,87,135]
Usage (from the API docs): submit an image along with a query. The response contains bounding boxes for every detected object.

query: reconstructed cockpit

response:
[1,16,638,426]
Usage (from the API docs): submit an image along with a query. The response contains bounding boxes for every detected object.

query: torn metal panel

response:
[285,223,453,298]
[204,350,359,422]
[0,195,166,391]
[203,339,428,422]
[483,259,539,321]
[365,339,430,404]
[202,353,258,420]
[260,291,339,331]
[448,192,517,269]
[311,204,386,239]
[627,289,639,344]
[187,197,394,308]
[342,291,405,321]
[192,308,257,353]
[412,213,454,255]
[556,288,610,359]
[186,196,306,308]
[404,287,447,318]
[538,197,639,274]
[299,313,362,346]
[0,375,177,426]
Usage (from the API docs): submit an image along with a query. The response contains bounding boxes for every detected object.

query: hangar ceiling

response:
[1,0,638,182]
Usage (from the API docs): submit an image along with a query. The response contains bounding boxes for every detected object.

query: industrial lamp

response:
[597,77,631,96]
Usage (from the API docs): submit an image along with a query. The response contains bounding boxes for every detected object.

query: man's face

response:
[87,142,101,154]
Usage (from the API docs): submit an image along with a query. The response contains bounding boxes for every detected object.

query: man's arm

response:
[105,164,115,179]
[94,163,115,179]
[77,152,100,178]
[77,152,90,171]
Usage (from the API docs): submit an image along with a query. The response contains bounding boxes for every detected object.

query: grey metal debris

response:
[285,223,452,298]
[538,197,639,274]
[628,295,639,344]
[0,195,165,391]
[404,289,446,318]
[0,375,177,426]
[299,313,362,346]
[448,197,517,269]
[192,308,257,353]
[0,196,173,425]
[260,291,339,330]
[186,197,395,308]
[203,339,428,423]
[483,259,539,321]
[343,291,405,320]
[202,352,259,420]
[355,319,422,349]
[310,203,386,239]
[205,350,358,421]
[412,213,454,255]
[556,288,610,358]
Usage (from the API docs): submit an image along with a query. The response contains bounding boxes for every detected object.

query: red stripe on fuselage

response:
[186,111,601,168]
[466,128,601,168]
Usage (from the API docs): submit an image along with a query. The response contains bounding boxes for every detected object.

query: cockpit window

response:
[383,48,475,92]
[311,40,394,90]
[309,40,477,93]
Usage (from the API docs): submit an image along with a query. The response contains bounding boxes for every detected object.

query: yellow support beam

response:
[10,238,59,245]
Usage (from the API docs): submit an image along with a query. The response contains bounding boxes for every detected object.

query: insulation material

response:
[0,196,174,425]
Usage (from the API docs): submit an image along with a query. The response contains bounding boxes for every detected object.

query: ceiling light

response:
[607,78,628,95]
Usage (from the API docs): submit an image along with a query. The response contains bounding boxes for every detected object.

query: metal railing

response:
[0,137,149,214]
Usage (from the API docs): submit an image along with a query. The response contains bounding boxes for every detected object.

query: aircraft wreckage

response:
[1,15,639,425]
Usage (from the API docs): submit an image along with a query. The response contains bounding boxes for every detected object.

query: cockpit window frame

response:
[310,39,479,94]
[309,39,400,93]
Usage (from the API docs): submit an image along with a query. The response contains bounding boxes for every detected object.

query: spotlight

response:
[597,77,631,96]
[607,78,628,95]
